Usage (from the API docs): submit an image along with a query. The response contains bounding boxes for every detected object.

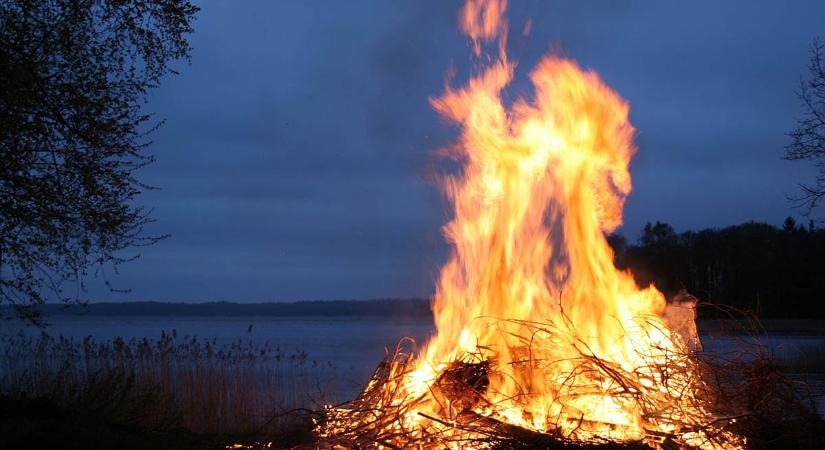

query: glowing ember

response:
[321,1,745,448]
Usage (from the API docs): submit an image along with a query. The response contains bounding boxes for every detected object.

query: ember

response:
[319,1,747,448]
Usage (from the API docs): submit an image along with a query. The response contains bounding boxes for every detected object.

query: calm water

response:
[1,315,435,399]
[3,315,824,413]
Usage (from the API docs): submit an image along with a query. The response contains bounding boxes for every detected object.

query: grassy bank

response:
[0,332,330,449]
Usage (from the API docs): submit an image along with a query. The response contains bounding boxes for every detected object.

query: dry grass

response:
[0,331,333,436]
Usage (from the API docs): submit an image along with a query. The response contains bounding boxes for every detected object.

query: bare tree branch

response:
[786,37,825,216]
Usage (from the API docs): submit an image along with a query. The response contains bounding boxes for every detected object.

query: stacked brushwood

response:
[313,354,668,449]
[309,325,825,450]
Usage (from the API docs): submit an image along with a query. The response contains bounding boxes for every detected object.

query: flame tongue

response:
[322,1,745,448]
[425,53,661,360]
[415,0,679,435]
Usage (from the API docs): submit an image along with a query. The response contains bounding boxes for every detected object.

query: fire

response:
[321,1,744,448]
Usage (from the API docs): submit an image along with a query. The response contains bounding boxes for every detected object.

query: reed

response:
[0,331,333,435]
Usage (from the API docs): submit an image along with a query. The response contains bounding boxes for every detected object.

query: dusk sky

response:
[91,0,825,302]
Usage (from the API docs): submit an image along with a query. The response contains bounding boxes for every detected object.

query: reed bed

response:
[0,331,333,435]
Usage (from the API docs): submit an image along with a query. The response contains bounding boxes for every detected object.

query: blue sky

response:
[90,0,825,302]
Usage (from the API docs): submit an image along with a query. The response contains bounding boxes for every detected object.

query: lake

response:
[2,315,435,401]
[3,314,824,414]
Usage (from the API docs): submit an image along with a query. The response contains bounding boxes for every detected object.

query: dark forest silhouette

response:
[610,218,825,319]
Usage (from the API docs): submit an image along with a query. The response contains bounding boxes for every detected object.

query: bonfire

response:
[315,1,787,448]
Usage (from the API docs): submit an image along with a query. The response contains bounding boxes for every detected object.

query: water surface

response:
[4,315,824,413]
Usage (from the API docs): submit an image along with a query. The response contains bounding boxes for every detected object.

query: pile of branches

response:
[316,356,652,449]
[311,319,825,450]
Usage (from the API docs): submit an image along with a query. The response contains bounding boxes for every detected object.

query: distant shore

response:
[25,299,433,318]
[15,299,825,336]
[698,318,825,336]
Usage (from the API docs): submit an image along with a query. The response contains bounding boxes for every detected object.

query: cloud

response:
[88,0,825,301]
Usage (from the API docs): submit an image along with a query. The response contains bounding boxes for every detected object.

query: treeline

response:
[610,218,825,319]
[29,219,825,320]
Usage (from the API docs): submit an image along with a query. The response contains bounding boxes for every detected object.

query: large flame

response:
[323,1,743,448]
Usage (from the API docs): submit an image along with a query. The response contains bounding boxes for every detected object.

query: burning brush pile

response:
[312,1,821,449]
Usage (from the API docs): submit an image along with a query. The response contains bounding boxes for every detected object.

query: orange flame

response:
[413,50,690,438]
[325,2,744,448]
[460,0,508,56]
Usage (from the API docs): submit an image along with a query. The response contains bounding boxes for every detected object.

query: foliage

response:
[612,218,825,318]
[0,0,198,323]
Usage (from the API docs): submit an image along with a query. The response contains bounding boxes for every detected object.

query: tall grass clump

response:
[0,331,333,435]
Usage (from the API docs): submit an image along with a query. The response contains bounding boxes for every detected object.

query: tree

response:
[611,221,825,319]
[787,37,825,217]
[639,221,678,248]
[0,0,198,323]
